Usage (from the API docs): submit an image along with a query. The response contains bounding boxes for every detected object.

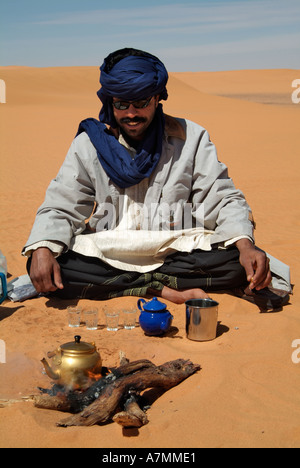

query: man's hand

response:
[29,247,64,293]
[235,238,271,290]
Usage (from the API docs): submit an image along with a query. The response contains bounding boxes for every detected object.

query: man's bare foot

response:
[149,286,210,304]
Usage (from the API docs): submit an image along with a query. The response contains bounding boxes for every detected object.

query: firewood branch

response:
[56,359,200,427]
[113,393,149,428]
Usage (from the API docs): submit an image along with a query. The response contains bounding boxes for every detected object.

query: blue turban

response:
[76,51,169,188]
[97,52,168,126]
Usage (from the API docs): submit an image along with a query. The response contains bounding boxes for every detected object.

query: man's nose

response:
[126,104,139,117]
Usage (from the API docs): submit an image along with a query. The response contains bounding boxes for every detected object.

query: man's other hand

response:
[235,238,272,290]
[30,247,64,293]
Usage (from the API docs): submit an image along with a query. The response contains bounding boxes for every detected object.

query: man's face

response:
[112,95,159,142]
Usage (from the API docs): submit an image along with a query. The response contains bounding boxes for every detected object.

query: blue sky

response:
[1,0,299,71]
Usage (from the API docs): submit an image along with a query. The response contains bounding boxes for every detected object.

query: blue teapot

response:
[138,297,173,336]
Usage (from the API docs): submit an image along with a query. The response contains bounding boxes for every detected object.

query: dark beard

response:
[119,117,148,148]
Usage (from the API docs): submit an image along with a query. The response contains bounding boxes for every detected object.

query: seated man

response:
[23,48,291,309]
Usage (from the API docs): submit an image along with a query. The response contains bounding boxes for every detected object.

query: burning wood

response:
[34,358,201,428]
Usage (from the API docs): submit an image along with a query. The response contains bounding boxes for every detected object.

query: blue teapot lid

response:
[142,297,167,311]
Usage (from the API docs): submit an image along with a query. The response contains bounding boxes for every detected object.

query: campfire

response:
[34,352,201,428]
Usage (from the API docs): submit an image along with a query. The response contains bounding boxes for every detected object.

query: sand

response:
[0,66,299,448]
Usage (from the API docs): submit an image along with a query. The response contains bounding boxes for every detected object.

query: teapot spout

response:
[41,358,60,381]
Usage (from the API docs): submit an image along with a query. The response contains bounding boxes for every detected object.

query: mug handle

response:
[137,298,146,311]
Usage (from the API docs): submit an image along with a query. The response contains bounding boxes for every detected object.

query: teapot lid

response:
[142,297,167,311]
[60,336,96,355]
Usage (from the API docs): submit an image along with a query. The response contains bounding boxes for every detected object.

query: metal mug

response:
[185,298,219,341]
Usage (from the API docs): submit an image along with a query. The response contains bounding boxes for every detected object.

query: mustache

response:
[120,117,147,124]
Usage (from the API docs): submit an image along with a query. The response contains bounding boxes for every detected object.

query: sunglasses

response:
[112,97,153,111]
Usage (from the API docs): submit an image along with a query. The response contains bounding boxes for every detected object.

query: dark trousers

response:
[27,247,247,300]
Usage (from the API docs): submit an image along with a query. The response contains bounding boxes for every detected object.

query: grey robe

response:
[24,117,254,250]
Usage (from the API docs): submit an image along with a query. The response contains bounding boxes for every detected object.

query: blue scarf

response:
[76,53,168,188]
[76,105,165,189]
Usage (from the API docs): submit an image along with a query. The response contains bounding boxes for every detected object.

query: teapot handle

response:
[47,346,61,359]
[137,298,146,311]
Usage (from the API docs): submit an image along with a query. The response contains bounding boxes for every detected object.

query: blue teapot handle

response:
[137,298,146,311]
[0,272,7,305]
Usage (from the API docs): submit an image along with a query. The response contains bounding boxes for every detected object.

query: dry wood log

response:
[34,394,72,412]
[113,393,149,428]
[117,359,155,375]
[57,359,200,427]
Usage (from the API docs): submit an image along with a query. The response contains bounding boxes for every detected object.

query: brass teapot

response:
[41,335,102,389]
